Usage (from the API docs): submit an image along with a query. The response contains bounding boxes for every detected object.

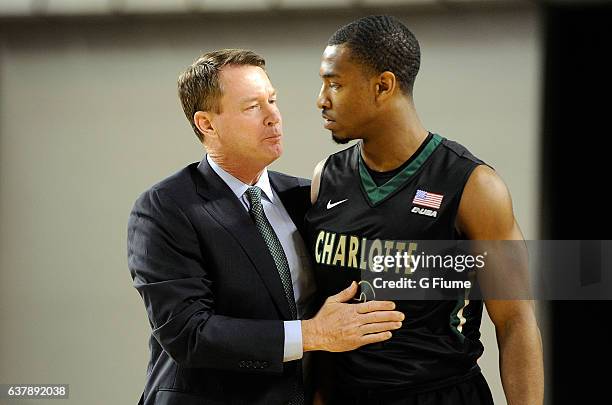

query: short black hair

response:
[328,15,420,95]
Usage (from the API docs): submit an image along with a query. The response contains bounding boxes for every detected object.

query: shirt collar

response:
[206,154,276,204]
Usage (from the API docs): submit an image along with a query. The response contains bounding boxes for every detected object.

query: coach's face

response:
[317,45,377,144]
[211,65,283,166]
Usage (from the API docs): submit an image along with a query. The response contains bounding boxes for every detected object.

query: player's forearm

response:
[497,314,544,405]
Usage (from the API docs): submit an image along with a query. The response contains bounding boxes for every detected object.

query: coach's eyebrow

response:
[239,96,258,105]
[239,89,277,104]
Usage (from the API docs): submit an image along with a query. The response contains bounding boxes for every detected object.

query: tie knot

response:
[245,186,263,207]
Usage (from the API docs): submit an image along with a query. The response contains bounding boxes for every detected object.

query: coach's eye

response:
[330,83,341,90]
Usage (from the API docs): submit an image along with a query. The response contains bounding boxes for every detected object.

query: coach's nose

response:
[264,103,281,127]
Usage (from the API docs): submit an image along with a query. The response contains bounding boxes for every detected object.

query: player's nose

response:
[317,86,331,110]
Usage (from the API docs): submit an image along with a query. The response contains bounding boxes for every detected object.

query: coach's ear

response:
[374,71,397,104]
[194,111,216,140]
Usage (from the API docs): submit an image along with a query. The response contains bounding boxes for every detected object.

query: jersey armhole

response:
[312,157,331,207]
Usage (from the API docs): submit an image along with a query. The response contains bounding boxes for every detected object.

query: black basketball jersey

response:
[304,133,488,391]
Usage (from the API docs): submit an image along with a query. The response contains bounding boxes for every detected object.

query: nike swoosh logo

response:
[327,199,348,209]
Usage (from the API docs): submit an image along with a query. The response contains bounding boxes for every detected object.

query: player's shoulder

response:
[438,136,487,166]
[457,164,515,238]
[311,142,359,204]
[313,142,359,182]
[326,142,360,163]
[435,135,503,199]
[465,164,506,194]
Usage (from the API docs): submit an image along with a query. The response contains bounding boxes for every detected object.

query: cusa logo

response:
[411,206,437,217]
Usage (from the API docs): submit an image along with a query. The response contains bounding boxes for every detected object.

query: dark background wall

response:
[543,3,612,404]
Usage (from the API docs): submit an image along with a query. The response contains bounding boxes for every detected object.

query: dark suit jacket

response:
[127,157,312,405]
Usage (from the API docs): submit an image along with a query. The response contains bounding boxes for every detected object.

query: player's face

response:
[212,65,283,165]
[317,45,377,144]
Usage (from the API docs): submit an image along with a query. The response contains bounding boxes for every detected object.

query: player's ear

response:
[374,71,397,103]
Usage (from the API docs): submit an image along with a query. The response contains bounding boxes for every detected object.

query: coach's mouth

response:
[264,134,282,142]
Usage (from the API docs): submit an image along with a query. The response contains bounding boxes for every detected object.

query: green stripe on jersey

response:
[358,133,442,206]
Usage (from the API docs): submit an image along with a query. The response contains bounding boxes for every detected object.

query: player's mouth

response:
[322,113,336,129]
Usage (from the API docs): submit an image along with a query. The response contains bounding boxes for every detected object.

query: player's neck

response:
[361,104,429,172]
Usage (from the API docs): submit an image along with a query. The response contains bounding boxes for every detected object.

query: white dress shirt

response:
[207,155,315,362]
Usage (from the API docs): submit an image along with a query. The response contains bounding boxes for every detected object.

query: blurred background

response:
[0,0,610,404]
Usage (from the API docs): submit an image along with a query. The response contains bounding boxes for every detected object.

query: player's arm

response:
[311,158,327,204]
[457,165,544,405]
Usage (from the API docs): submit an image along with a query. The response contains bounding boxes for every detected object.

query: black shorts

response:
[329,372,494,405]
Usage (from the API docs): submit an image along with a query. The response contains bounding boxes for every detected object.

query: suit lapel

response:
[190,158,292,320]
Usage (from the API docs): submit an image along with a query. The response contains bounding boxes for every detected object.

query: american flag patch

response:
[412,189,444,209]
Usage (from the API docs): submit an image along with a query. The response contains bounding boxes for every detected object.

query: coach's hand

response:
[302,281,404,352]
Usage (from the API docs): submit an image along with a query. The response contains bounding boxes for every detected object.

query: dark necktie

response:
[244,186,304,404]
[245,186,297,319]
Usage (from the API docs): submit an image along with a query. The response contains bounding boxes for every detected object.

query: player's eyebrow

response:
[320,72,340,79]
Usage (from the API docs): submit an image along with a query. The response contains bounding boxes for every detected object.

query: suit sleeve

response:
[127,187,285,374]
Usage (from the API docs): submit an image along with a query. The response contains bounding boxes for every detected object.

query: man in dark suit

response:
[127,49,405,405]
